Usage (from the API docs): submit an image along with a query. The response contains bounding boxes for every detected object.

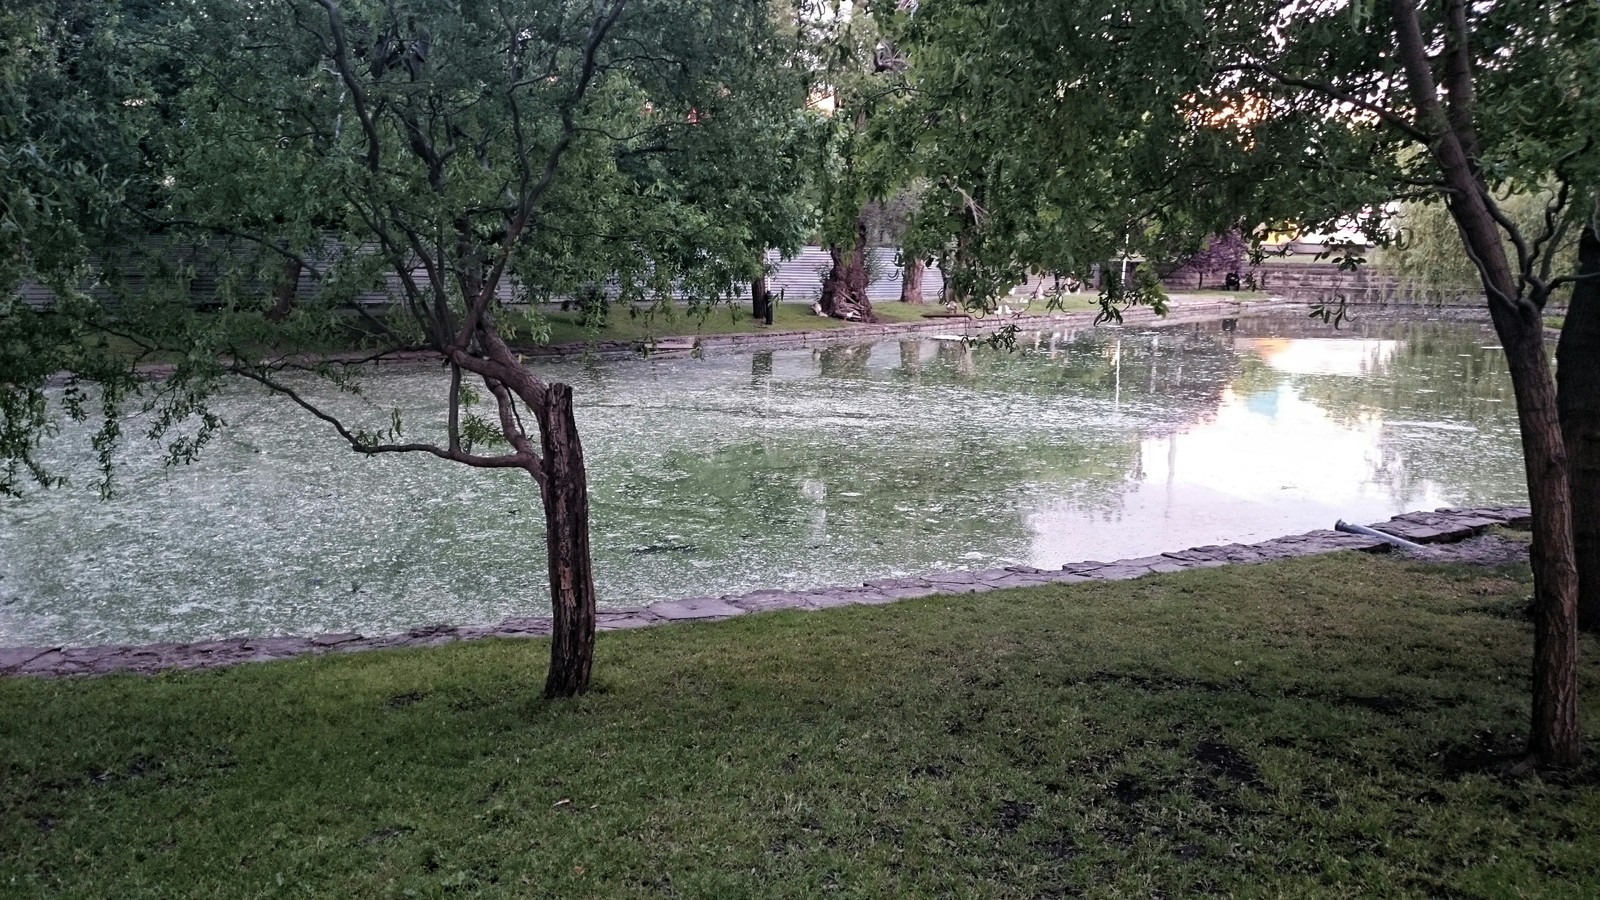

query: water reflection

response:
[0,312,1525,645]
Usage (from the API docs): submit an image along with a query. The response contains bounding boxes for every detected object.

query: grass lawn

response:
[4,552,1598,898]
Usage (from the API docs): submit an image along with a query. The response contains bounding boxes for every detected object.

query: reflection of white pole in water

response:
[801,478,827,543]
[1120,230,1131,290]
[1148,335,1159,391]
[1049,331,1060,358]
[1113,335,1122,408]
[1166,434,1177,520]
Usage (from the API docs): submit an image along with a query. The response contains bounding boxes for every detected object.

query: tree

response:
[803,1,913,323]
[1170,229,1248,289]
[1390,192,1578,302]
[875,0,1216,319]
[5,0,807,697]
[878,0,1600,766]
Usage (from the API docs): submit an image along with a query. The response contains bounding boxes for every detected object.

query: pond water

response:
[0,310,1527,647]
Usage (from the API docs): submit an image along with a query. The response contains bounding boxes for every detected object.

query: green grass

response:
[5,553,1598,897]
[1546,315,1565,331]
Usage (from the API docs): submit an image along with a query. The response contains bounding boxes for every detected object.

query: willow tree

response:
[880,0,1600,766]
[4,0,807,696]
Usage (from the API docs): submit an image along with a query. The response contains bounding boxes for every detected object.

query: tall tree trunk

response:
[818,217,877,322]
[900,256,925,303]
[537,383,597,698]
[945,229,975,307]
[1493,313,1581,765]
[267,258,302,322]
[1558,219,1600,632]
[1393,0,1580,767]
[751,274,770,322]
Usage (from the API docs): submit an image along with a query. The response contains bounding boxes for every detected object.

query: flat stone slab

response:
[596,614,659,631]
[1,505,1530,678]
[0,646,53,674]
[727,589,811,612]
[646,597,747,621]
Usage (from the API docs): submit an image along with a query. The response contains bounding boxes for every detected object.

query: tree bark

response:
[537,383,597,698]
[900,256,925,303]
[267,258,302,322]
[1558,219,1600,632]
[1496,313,1582,766]
[946,230,974,307]
[818,217,877,322]
[1392,0,1580,767]
[751,274,770,322]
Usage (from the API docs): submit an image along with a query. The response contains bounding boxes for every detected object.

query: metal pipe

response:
[1335,519,1426,550]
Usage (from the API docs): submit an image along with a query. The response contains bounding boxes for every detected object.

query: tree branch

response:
[1441,0,1481,164]
[485,376,544,487]
[1392,0,1523,313]
[454,0,629,351]
[317,0,383,172]
[229,364,536,469]
[124,209,325,280]
[1216,62,1430,144]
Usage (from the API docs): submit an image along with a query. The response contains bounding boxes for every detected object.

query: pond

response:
[0,309,1527,647]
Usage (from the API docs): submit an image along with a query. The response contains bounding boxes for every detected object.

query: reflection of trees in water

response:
[629,423,1149,574]
[711,325,1244,549]
[750,350,773,384]
[873,323,1243,424]
[1224,310,1500,342]
[1232,317,1524,505]
[816,344,875,378]
[607,312,1523,591]
[1292,326,1514,428]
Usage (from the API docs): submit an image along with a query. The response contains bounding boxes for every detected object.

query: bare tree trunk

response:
[537,383,597,698]
[751,274,770,322]
[900,256,925,303]
[818,218,878,322]
[267,258,302,322]
[1558,219,1600,632]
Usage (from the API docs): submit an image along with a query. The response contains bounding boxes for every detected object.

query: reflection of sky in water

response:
[0,312,1526,646]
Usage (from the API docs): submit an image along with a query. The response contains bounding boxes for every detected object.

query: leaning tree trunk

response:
[537,383,598,698]
[900,256,925,303]
[1557,219,1600,633]
[818,218,878,323]
[1391,0,1580,766]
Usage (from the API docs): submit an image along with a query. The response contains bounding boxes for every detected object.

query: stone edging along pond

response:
[0,506,1530,678]
[522,295,1267,360]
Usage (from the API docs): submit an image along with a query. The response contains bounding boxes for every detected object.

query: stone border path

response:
[0,506,1530,678]
[519,296,1262,360]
